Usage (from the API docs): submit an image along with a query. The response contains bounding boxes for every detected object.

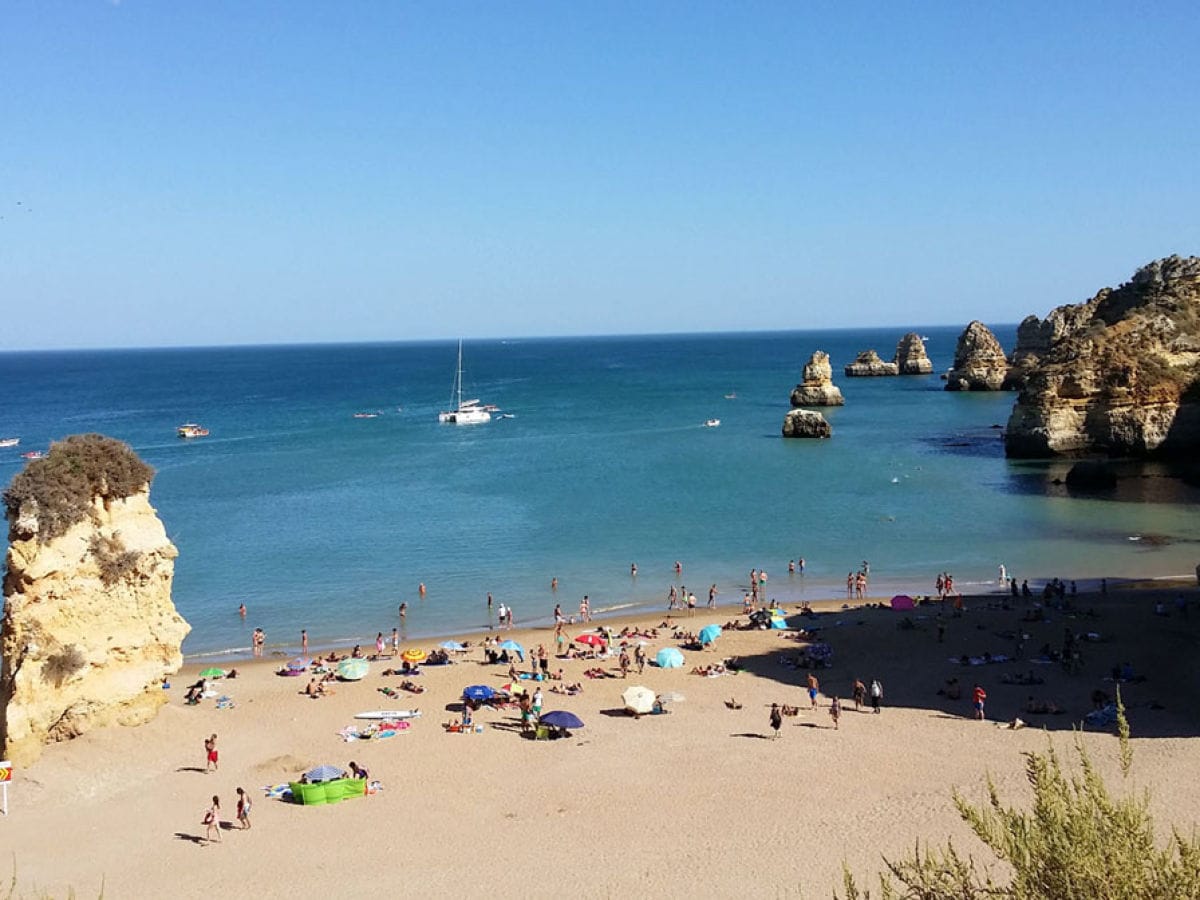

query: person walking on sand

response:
[236,787,251,830]
[870,678,883,714]
[807,673,820,708]
[769,703,782,739]
[204,795,222,843]
[852,678,866,711]
[973,684,987,721]
[829,695,842,729]
[204,733,219,772]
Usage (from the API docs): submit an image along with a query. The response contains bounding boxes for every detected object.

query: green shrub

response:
[3,434,154,542]
[839,695,1200,899]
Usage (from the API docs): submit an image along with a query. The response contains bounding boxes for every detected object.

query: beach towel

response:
[1085,704,1119,729]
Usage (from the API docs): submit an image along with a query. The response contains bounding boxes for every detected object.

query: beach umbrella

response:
[622,685,656,715]
[539,710,584,730]
[657,691,685,703]
[401,648,427,664]
[199,667,226,679]
[304,765,346,783]
[440,640,466,651]
[286,657,311,671]
[337,658,369,681]
[769,616,788,630]
[463,684,496,702]
[655,647,684,669]
[698,625,722,645]
[574,634,606,647]
[890,594,915,610]
[499,640,525,659]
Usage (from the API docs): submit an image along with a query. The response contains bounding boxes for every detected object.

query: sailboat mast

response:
[456,340,464,410]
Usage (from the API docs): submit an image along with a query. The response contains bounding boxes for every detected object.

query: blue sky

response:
[2,2,1198,350]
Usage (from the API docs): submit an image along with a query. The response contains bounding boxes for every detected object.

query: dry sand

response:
[4,581,1200,898]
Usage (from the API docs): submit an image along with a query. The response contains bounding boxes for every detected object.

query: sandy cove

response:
[4,581,1200,898]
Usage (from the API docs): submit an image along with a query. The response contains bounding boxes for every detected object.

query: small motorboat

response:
[704,419,721,428]
[177,423,210,438]
[0,437,19,448]
[21,450,45,460]
[353,412,380,419]
[724,392,737,400]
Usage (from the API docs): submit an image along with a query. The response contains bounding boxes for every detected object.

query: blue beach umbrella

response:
[499,640,525,660]
[769,617,788,630]
[304,765,346,783]
[463,685,496,702]
[655,647,684,669]
[287,657,311,671]
[698,625,722,645]
[539,710,584,730]
[337,658,369,681]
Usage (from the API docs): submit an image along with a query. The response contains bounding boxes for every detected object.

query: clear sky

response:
[2,2,1198,350]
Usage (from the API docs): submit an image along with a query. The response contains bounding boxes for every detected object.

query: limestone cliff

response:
[790,351,845,406]
[893,333,933,374]
[782,409,832,438]
[944,321,1009,391]
[1,435,189,767]
[844,350,899,377]
[1005,256,1200,458]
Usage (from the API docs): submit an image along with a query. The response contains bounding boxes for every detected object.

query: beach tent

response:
[890,594,916,610]
[622,685,656,715]
[698,625,722,645]
[337,658,370,681]
[656,647,684,668]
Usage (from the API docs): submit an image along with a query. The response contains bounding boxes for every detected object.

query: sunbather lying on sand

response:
[400,680,425,694]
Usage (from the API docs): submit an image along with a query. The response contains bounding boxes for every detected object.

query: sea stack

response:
[1005,256,1200,458]
[844,349,899,377]
[944,321,1009,391]
[893,333,933,374]
[790,351,845,406]
[781,409,833,439]
[1,434,190,767]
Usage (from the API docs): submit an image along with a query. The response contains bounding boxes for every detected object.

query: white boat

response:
[354,710,422,720]
[0,438,19,448]
[438,340,492,425]
[704,419,721,428]
[177,423,209,438]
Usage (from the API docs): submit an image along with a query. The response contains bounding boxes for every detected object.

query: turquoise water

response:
[2,329,1198,658]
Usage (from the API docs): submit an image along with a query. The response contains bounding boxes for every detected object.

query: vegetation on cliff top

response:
[3,434,155,542]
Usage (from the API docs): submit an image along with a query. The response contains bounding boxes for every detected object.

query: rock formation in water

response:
[892,333,933,374]
[944,321,1009,391]
[782,409,833,439]
[1005,256,1200,458]
[843,350,899,377]
[1,434,190,767]
[790,351,845,406]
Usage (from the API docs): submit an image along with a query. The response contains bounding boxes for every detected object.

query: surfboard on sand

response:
[355,710,421,720]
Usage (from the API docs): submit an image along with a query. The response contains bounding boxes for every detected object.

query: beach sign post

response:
[0,760,11,815]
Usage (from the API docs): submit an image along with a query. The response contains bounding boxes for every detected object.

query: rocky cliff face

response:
[1005,256,1200,458]
[893,333,933,374]
[945,321,1009,391]
[844,350,899,377]
[790,351,845,406]
[2,440,189,767]
[782,409,832,438]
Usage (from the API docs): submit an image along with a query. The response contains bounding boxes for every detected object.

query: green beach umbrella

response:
[199,667,226,678]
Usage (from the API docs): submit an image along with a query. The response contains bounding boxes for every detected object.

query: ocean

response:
[3,328,1198,660]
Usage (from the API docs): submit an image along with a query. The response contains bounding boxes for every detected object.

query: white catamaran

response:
[438,340,492,425]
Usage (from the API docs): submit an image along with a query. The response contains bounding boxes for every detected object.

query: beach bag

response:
[202,810,214,825]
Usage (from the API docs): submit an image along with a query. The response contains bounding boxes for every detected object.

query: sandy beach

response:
[4,579,1200,898]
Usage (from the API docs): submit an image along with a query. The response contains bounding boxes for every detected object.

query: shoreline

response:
[182,568,1200,664]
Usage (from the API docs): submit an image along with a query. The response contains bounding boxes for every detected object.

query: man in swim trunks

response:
[205,733,219,772]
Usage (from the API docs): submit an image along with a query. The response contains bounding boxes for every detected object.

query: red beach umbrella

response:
[575,634,606,647]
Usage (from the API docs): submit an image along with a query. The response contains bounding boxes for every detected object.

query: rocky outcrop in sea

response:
[893,333,933,374]
[790,351,845,406]
[1,435,190,766]
[844,350,899,377]
[944,321,1009,391]
[1005,255,1200,458]
[782,408,832,438]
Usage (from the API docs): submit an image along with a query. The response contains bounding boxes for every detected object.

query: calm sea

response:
[3,329,1198,659]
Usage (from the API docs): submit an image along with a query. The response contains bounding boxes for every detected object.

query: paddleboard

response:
[355,710,421,720]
